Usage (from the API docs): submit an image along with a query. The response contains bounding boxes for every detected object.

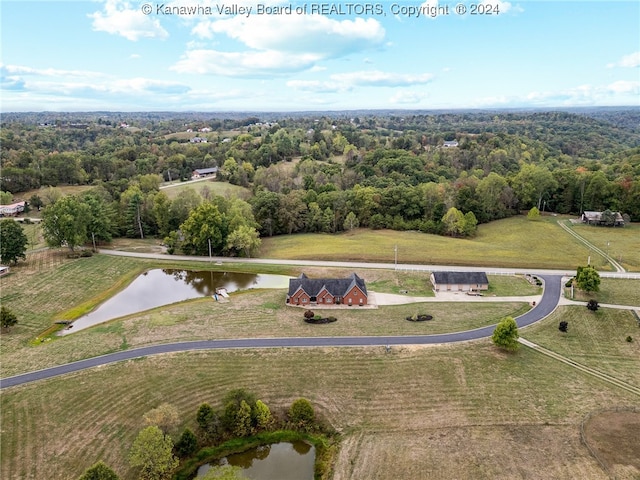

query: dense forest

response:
[1,109,638,256]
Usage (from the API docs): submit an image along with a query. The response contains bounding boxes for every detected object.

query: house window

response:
[302,298,307,303]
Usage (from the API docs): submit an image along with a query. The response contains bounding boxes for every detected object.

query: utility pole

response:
[394,244,398,270]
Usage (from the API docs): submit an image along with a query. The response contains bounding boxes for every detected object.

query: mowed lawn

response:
[0,251,532,377]
[2,341,638,480]
[567,222,640,272]
[1,250,639,479]
[161,179,250,200]
[259,216,610,270]
[523,306,640,387]
[570,278,640,307]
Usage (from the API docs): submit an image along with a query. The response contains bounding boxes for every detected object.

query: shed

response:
[431,271,489,292]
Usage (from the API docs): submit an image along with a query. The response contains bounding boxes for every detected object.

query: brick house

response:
[287,273,368,306]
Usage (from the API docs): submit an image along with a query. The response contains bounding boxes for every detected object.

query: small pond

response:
[196,441,315,480]
[59,269,290,335]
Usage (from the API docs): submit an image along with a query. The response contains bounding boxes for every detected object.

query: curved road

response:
[0,275,562,389]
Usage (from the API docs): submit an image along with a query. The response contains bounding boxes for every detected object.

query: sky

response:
[1,0,639,112]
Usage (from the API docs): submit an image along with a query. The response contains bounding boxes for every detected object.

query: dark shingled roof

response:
[432,271,488,285]
[288,273,367,298]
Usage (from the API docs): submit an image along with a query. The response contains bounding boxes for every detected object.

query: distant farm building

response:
[0,201,26,217]
[191,167,218,179]
[190,136,207,143]
[442,140,459,148]
[287,273,368,306]
[431,271,489,292]
[581,211,625,227]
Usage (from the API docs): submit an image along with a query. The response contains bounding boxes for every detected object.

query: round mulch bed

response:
[405,314,433,322]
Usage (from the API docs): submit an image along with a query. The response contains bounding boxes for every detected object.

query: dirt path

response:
[557,220,625,272]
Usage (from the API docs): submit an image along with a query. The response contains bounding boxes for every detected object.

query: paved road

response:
[0,275,562,389]
[96,249,640,279]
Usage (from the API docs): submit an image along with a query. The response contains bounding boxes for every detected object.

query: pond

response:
[58,269,290,335]
[196,441,315,480]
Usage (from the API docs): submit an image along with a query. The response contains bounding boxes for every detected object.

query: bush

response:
[559,321,568,333]
[565,278,574,288]
[303,310,315,319]
[587,299,599,311]
[289,398,315,432]
[80,249,93,257]
[626,336,633,343]
[174,428,198,458]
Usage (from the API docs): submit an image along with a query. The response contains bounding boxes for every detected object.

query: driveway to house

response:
[0,275,563,389]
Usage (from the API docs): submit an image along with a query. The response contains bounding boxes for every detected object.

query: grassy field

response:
[161,178,250,200]
[567,222,640,272]
[569,278,640,306]
[523,306,640,386]
[259,216,611,270]
[0,252,532,377]
[2,250,638,479]
[2,341,637,479]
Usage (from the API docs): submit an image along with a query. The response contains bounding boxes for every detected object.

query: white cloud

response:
[89,0,168,41]
[1,64,104,78]
[287,70,434,94]
[607,80,640,95]
[175,15,385,77]
[204,15,384,55]
[389,90,427,104]
[607,52,640,68]
[171,49,322,77]
[331,70,434,87]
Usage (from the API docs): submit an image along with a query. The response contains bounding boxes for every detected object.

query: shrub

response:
[303,310,315,319]
[80,249,93,257]
[559,321,568,333]
[289,398,315,432]
[626,336,633,343]
[565,278,574,288]
[586,299,599,311]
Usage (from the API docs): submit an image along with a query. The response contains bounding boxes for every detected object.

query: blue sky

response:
[1,0,639,111]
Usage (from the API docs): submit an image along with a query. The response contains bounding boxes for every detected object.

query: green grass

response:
[259,216,610,270]
[367,271,435,296]
[567,222,640,272]
[161,179,250,200]
[523,306,640,386]
[486,275,542,296]
[2,341,637,480]
[570,278,640,306]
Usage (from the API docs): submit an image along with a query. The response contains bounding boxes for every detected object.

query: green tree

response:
[343,211,360,231]
[288,398,315,431]
[512,164,557,210]
[78,461,120,480]
[174,428,198,458]
[1,306,18,331]
[0,219,28,265]
[41,195,90,251]
[180,202,228,256]
[491,316,519,351]
[576,265,600,292]
[233,400,253,437]
[527,206,541,220]
[82,192,116,245]
[462,211,478,237]
[253,400,272,431]
[226,225,261,258]
[441,207,466,237]
[129,426,179,480]
[0,191,13,204]
[196,403,221,442]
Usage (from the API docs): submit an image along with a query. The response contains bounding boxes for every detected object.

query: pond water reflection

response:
[59,269,290,335]
[196,441,315,480]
